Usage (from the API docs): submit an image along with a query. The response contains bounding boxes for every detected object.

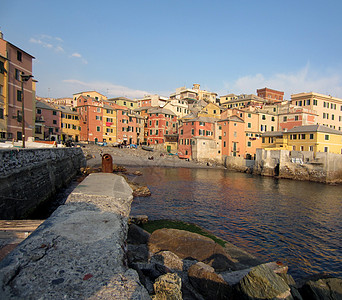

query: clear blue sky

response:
[2,0,342,99]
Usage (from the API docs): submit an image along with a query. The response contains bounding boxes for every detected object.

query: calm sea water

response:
[130,167,342,281]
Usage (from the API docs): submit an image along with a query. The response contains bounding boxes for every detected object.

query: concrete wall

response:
[0,148,86,219]
[0,173,149,299]
[254,149,342,183]
[223,155,255,172]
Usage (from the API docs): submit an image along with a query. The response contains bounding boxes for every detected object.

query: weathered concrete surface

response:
[0,173,150,299]
[0,148,86,219]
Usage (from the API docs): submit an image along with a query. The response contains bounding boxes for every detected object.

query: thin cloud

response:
[223,65,342,99]
[71,53,82,58]
[63,79,150,98]
[29,35,64,53]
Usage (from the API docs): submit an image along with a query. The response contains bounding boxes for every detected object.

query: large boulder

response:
[148,228,236,272]
[188,262,232,300]
[299,274,342,300]
[233,263,292,300]
[150,251,184,272]
[153,273,182,300]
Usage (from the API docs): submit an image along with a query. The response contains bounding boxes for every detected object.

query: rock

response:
[133,170,143,176]
[129,214,149,225]
[127,224,150,245]
[113,165,128,173]
[148,228,236,272]
[153,273,182,300]
[299,274,342,300]
[233,263,292,300]
[128,244,149,263]
[132,185,152,197]
[188,262,232,300]
[150,251,184,272]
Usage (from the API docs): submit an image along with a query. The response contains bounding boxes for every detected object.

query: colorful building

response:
[0,53,7,139]
[108,97,138,110]
[218,115,245,157]
[35,100,61,141]
[102,103,117,144]
[178,117,216,158]
[146,107,177,145]
[0,33,35,142]
[257,87,284,103]
[290,92,342,131]
[77,96,103,143]
[58,105,80,142]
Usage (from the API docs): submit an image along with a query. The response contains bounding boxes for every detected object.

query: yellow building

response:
[285,125,342,154]
[198,102,221,119]
[58,105,80,142]
[261,125,342,154]
[261,131,290,150]
[72,91,107,107]
[103,104,117,144]
[0,54,7,139]
[291,92,342,131]
[108,97,138,110]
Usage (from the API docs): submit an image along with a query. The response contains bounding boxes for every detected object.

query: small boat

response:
[142,145,154,152]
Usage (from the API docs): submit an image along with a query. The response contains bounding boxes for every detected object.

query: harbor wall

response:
[0,148,86,219]
[253,149,342,183]
[0,173,149,299]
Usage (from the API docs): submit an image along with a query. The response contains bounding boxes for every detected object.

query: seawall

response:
[0,148,86,219]
[0,173,150,299]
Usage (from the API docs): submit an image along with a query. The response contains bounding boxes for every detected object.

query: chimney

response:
[0,31,3,39]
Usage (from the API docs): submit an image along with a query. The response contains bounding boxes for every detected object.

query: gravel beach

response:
[81,144,224,169]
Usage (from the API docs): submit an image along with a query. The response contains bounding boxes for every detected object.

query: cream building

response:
[291,92,342,131]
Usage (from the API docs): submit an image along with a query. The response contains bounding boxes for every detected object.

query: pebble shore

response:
[81,144,224,169]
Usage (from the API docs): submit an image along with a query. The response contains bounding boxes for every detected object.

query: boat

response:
[142,145,154,152]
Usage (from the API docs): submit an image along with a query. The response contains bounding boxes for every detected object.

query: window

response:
[17,51,22,61]
[97,108,101,113]
[271,126,274,131]
[324,147,328,153]
[234,131,237,137]
[15,69,20,80]
[247,141,251,147]
[310,134,314,139]
[295,116,299,121]
[17,90,22,101]
[325,135,329,141]
[0,108,3,119]
[53,111,57,115]
[309,146,313,151]
[271,116,275,121]
[313,99,318,106]
[262,115,266,120]
[323,113,326,119]
[306,100,310,105]
[301,134,306,139]
[283,116,287,122]
[53,120,57,125]
[332,114,335,120]
[0,61,5,74]
[96,126,101,132]
[191,129,194,135]
[248,123,251,128]
[248,113,251,118]
[223,141,226,147]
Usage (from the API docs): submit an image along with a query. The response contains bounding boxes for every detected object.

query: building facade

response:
[0,34,35,142]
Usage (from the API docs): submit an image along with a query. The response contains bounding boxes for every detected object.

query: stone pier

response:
[0,173,150,299]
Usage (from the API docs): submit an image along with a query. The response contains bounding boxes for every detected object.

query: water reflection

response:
[131,167,342,280]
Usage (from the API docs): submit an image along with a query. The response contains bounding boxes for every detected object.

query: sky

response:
[2,0,342,100]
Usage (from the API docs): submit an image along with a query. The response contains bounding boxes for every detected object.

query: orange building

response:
[76,96,103,142]
[219,115,245,157]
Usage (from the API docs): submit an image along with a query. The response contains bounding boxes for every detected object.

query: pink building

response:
[178,117,215,158]
[146,107,177,145]
[35,100,61,141]
[0,34,35,142]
